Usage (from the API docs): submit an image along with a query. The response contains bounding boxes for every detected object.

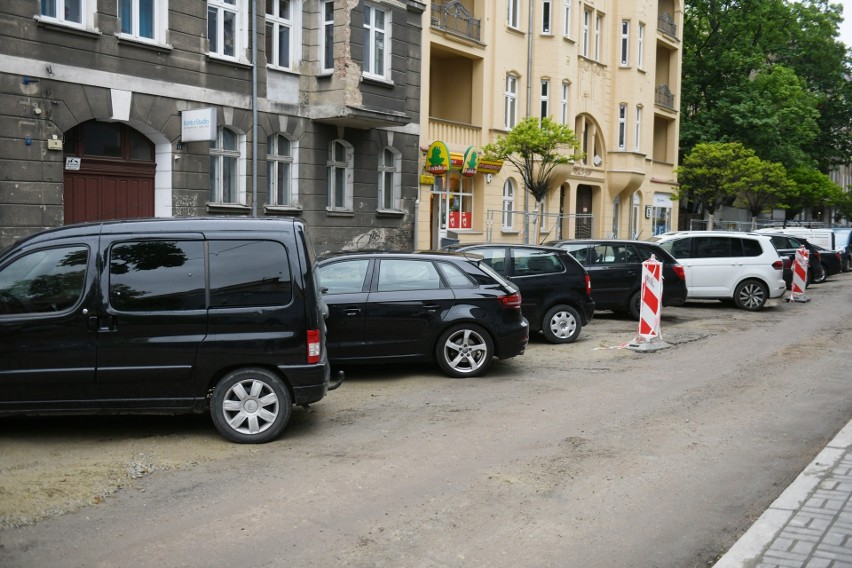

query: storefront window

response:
[651,193,673,235]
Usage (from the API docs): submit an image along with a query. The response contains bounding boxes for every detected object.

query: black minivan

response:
[0,218,331,443]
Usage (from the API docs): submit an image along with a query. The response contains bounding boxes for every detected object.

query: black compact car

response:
[0,218,332,444]
[544,239,688,319]
[317,251,528,378]
[446,244,594,344]
[762,233,828,286]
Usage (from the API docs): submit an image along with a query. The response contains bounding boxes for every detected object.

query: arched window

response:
[378,147,401,211]
[327,139,353,211]
[210,127,243,204]
[267,134,297,206]
[502,179,516,230]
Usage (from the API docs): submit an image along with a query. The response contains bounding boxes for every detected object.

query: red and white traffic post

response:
[788,246,810,303]
[627,254,671,352]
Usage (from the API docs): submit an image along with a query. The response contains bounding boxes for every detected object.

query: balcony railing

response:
[655,84,676,110]
[657,12,677,39]
[431,1,481,42]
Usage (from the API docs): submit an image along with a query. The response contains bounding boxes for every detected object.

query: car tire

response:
[435,323,494,378]
[733,279,768,311]
[541,304,582,344]
[210,368,292,444]
[628,291,641,320]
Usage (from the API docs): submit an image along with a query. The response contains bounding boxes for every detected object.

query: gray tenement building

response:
[0,1,424,253]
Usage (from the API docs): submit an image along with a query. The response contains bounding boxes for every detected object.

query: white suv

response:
[649,231,787,310]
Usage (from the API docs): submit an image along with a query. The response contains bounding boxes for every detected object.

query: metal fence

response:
[486,210,595,244]
[688,219,829,232]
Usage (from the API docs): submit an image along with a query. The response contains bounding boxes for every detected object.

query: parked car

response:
[649,231,786,310]
[446,244,594,344]
[543,239,688,319]
[317,251,528,378]
[761,233,826,286]
[0,218,333,444]
[830,228,852,272]
[813,243,843,279]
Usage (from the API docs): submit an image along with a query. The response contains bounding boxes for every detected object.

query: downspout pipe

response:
[251,0,258,217]
[524,0,533,243]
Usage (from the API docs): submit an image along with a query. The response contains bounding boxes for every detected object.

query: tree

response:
[674,142,755,228]
[779,167,842,223]
[482,117,581,241]
[729,156,792,228]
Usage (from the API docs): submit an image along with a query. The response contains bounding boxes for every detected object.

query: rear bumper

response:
[494,319,529,359]
[279,361,331,405]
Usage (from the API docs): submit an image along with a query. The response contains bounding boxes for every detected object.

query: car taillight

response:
[672,264,685,281]
[772,259,784,270]
[307,329,321,364]
[499,292,522,309]
[585,274,592,296]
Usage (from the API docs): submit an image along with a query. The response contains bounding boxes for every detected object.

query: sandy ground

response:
[0,285,834,531]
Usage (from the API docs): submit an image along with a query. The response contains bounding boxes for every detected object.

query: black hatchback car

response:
[317,251,528,378]
[447,244,594,344]
[544,239,688,319]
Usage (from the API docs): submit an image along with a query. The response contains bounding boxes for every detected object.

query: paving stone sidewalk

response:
[714,420,852,568]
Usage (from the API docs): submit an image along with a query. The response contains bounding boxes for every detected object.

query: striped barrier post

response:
[627,254,671,352]
[789,246,810,303]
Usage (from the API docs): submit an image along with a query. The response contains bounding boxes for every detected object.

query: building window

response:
[618,104,627,150]
[267,134,296,206]
[208,0,244,60]
[634,106,642,151]
[378,147,401,211]
[620,20,629,66]
[40,0,94,28]
[327,139,353,211]
[321,1,334,72]
[505,74,518,129]
[595,13,602,61]
[363,4,390,80]
[502,179,516,230]
[118,0,167,42]
[508,0,520,29]
[540,80,550,118]
[561,81,570,125]
[562,0,571,37]
[210,127,242,204]
[582,9,590,57]
[637,23,645,69]
[266,0,301,69]
[541,0,551,34]
[612,197,620,238]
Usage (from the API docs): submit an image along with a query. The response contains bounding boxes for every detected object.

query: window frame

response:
[321,0,335,73]
[209,126,245,205]
[363,3,391,81]
[39,0,96,30]
[541,0,552,34]
[502,179,516,230]
[594,13,602,61]
[265,0,302,70]
[508,0,520,30]
[207,0,247,62]
[560,81,570,125]
[267,133,297,207]
[637,23,645,69]
[582,9,590,57]
[540,79,550,118]
[327,139,354,212]
[618,104,627,150]
[620,20,630,66]
[505,74,519,130]
[634,106,642,151]
[562,0,571,37]
[378,146,402,212]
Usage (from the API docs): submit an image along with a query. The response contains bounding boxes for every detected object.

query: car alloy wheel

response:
[733,280,768,311]
[436,324,494,378]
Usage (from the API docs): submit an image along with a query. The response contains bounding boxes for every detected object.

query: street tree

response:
[482,117,581,241]
[779,166,843,223]
[729,156,792,228]
[674,142,754,228]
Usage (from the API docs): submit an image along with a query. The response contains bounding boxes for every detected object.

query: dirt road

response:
[1,275,850,567]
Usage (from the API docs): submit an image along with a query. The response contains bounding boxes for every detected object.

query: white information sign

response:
[65,157,81,171]
[181,108,217,142]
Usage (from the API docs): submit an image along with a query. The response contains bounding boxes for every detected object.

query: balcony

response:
[657,12,677,39]
[655,84,676,110]
[431,1,481,43]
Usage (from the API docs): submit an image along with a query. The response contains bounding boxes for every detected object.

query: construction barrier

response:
[627,254,671,352]
[789,246,810,303]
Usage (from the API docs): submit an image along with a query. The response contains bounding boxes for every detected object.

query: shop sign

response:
[461,146,479,177]
[181,108,217,142]
[425,141,451,175]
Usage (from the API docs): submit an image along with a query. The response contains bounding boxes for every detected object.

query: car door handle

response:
[90,315,117,332]
[342,308,361,316]
[422,303,441,311]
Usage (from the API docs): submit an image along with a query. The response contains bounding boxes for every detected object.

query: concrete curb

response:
[713,419,852,567]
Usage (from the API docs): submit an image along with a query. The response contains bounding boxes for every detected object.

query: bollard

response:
[626,254,671,352]
[788,246,810,303]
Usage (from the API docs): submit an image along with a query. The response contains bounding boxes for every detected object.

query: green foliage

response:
[675,142,755,215]
[730,157,792,217]
[780,166,843,220]
[482,117,581,203]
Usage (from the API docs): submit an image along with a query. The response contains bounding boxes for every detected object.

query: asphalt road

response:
[1,274,850,568]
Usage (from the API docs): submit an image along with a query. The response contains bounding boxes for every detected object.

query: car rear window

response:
[436,261,474,289]
[512,250,563,275]
[209,240,292,308]
[740,238,763,257]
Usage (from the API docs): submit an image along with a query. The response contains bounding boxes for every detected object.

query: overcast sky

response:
[839,0,852,48]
